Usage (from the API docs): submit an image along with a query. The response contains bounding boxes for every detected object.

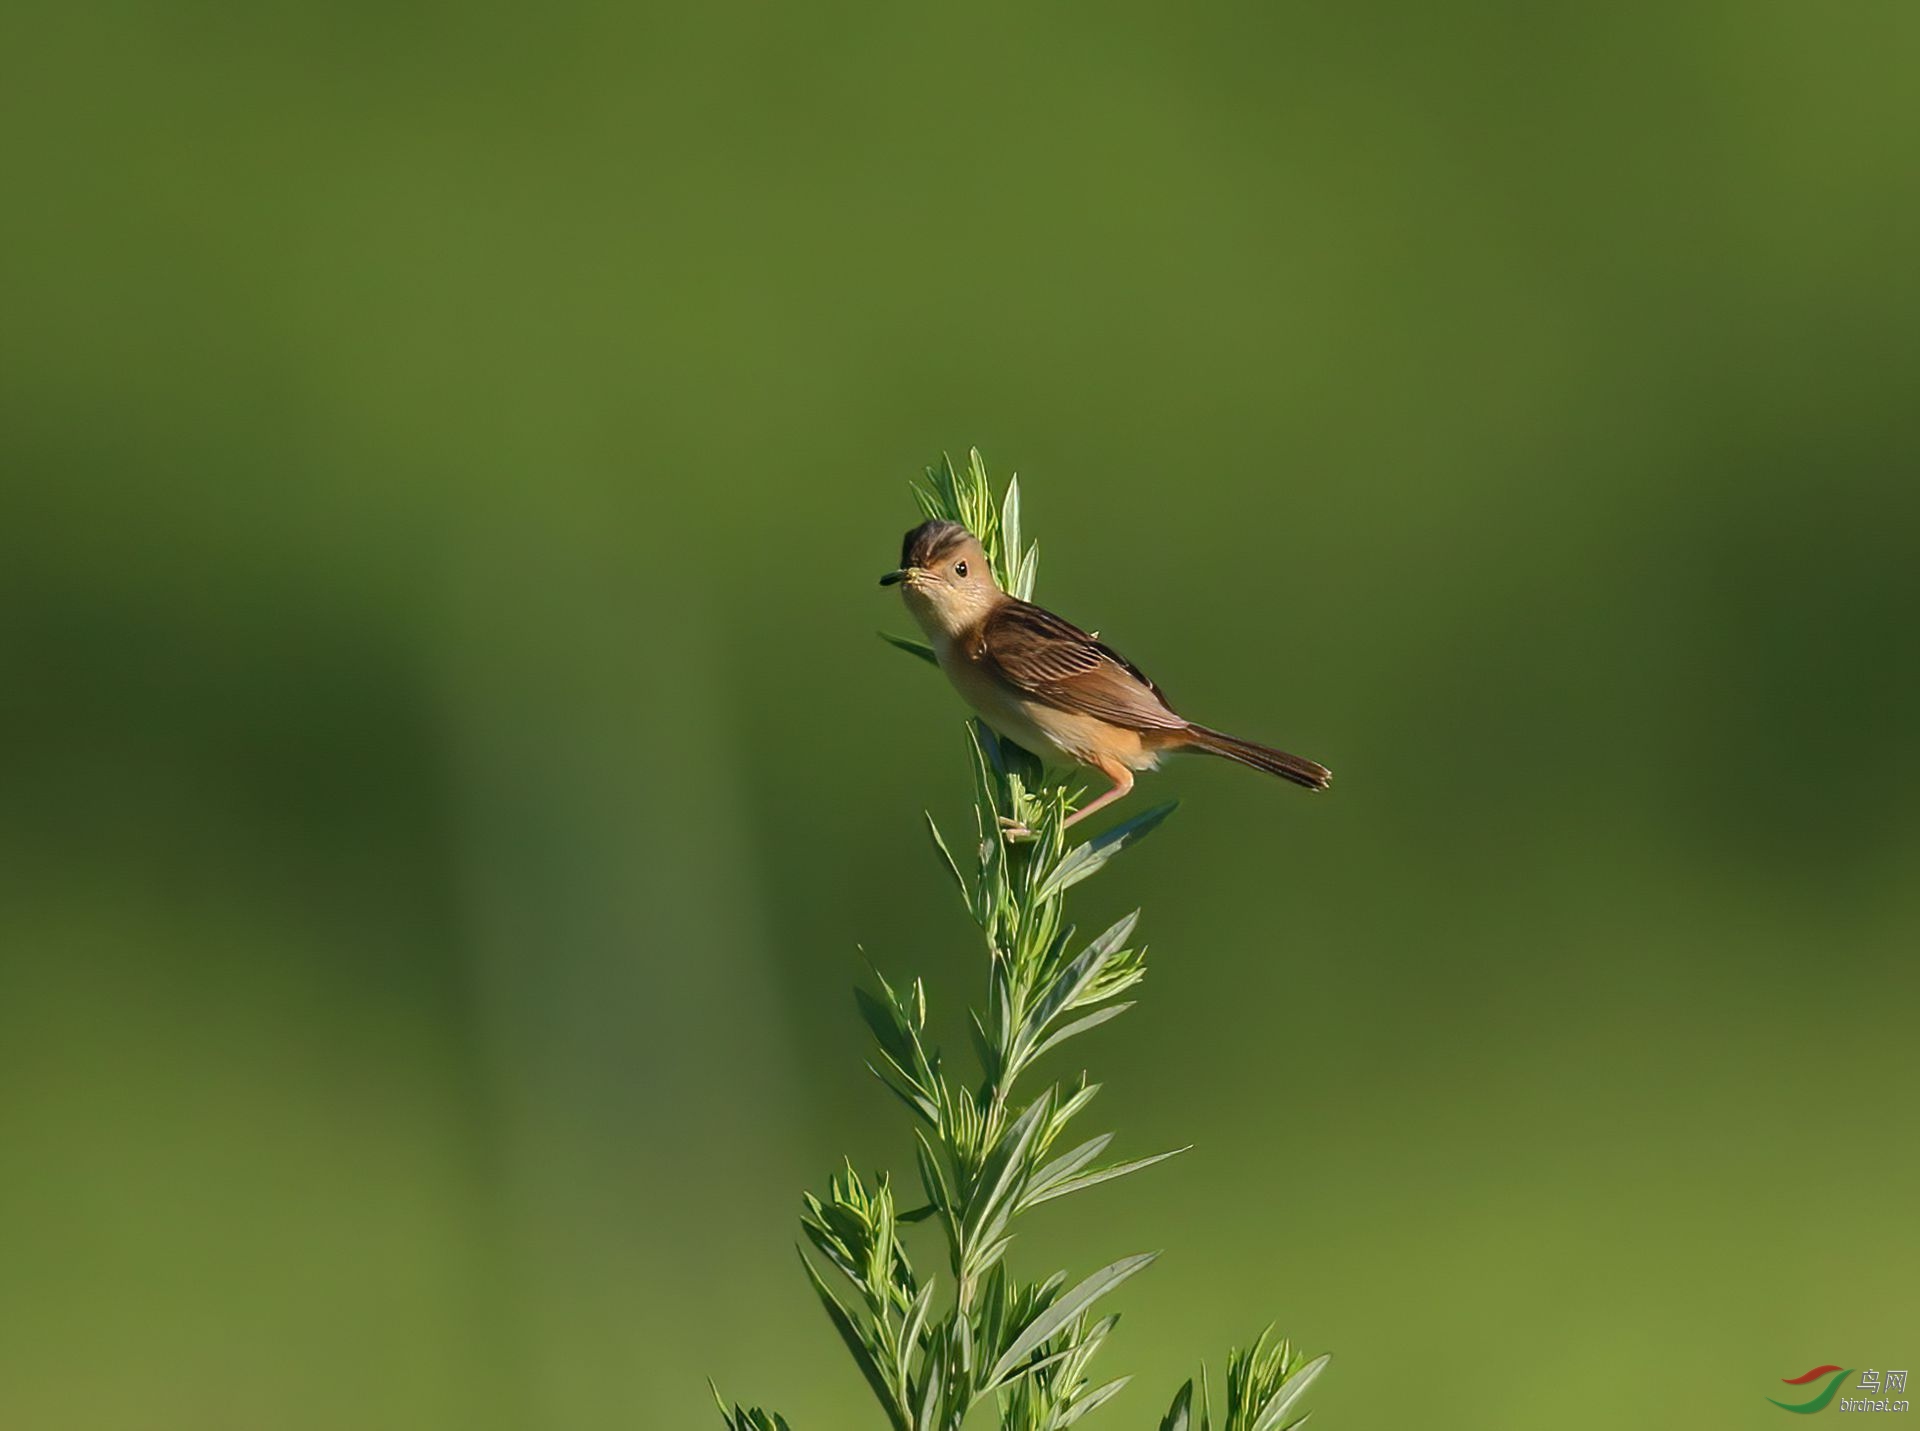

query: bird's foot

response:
[996,815,1035,842]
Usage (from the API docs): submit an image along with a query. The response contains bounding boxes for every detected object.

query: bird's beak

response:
[878,568,909,586]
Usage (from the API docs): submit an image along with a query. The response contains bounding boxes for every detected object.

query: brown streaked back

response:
[975,599,1189,733]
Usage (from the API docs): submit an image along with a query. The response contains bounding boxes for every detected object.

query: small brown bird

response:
[882,519,1331,830]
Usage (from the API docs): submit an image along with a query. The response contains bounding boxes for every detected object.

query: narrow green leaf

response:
[1077,1311,1119,1357]
[1033,802,1179,902]
[880,631,940,666]
[966,722,1006,825]
[798,1250,908,1431]
[855,987,913,1065]
[910,481,945,523]
[1249,1353,1330,1431]
[913,1130,954,1219]
[1061,1377,1131,1425]
[969,1230,1017,1282]
[975,718,1010,781]
[930,454,958,512]
[1159,1380,1195,1431]
[1028,1003,1134,1063]
[999,475,1022,590]
[988,1252,1159,1387]
[1001,736,1045,795]
[1049,1080,1101,1133]
[964,449,997,543]
[1014,538,1040,601]
[800,1203,860,1284]
[925,813,969,906]
[967,1008,1000,1086]
[866,1060,940,1126]
[963,1092,1052,1248]
[1022,1147,1190,1208]
[1000,1339,1080,1386]
[902,1278,937,1359]
[954,1311,975,1383]
[916,1329,943,1431]
[1026,1133,1111,1196]
[1021,912,1138,1045]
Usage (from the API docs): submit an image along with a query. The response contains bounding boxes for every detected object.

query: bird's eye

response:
[955,560,968,578]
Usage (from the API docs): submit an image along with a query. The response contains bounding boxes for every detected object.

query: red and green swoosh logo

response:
[1770,1366,1854,1414]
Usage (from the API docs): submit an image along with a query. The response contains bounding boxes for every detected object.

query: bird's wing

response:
[977,600,1188,732]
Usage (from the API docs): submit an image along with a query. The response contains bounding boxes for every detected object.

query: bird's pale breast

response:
[934,636,1158,772]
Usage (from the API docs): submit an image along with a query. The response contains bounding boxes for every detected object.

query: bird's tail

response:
[1181,725,1332,791]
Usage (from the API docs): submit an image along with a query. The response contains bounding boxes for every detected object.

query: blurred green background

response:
[3,2,1917,1427]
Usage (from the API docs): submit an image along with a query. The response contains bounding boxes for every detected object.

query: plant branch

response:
[712,450,1328,1431]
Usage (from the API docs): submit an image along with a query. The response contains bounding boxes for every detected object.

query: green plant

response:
[712,452,1328,1431]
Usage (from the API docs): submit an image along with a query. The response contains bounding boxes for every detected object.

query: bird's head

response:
[880,520,1002,637]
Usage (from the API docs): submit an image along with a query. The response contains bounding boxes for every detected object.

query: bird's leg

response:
[1061,757,1134,830]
